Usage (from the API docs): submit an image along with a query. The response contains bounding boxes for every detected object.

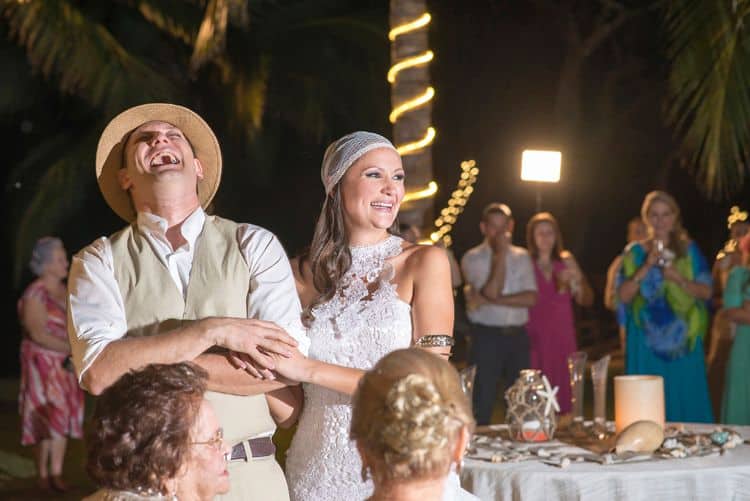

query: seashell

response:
[710,431,729,446]
[615,420,664,454]
[662,438,679,449]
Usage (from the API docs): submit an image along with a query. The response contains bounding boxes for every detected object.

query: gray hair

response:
[29,237,64,276]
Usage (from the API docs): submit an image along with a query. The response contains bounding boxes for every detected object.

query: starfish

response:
[536,374,560,416]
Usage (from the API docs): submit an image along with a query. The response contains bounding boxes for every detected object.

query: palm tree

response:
[389,0,433,229]
[665,0,750,200]
[1,0,389,284]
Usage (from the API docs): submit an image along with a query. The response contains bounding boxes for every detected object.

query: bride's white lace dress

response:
[285,235,411,501]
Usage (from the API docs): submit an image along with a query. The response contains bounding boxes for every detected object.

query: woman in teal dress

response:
[617,191,713,422]
[721,234,750,424]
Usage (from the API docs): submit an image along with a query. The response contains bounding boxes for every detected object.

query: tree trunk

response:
[390,0,433,229]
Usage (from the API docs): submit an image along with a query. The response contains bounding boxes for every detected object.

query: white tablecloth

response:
[461,424,750,501]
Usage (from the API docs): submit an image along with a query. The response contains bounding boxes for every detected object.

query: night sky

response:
[2,1,748,375]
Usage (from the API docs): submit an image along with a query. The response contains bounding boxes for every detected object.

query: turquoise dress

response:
[721,266,750,424]
[617,241,714,422]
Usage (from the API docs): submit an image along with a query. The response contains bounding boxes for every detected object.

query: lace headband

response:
[321,131,397,195]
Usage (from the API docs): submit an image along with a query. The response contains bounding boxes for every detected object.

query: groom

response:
[67,103,308,500]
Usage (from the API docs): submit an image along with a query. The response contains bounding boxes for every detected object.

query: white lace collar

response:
[310,234,405,332]
[347,235,403,283]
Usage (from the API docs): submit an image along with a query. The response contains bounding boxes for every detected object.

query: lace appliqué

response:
[285,234,414,501]
[311,235,404,339]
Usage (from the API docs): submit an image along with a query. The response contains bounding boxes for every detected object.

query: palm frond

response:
[191,0,249,73]
[665,0,750,199]
[136,0,203,45]
[1,0,178,115]
[0,44,41,113]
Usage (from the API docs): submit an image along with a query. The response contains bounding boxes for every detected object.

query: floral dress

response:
[617,241,713,422]
[18,280,84,445]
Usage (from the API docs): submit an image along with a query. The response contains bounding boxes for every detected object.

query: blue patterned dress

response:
[617,241,714,422]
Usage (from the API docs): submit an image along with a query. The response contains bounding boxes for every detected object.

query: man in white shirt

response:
[67,103,308,500]
[461,203,537,425]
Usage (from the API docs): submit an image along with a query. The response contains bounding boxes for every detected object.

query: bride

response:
[272,131,456,500]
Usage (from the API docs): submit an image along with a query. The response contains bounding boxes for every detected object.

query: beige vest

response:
[110,215,289,501]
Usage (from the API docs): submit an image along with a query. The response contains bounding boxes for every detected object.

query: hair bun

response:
[379,374,453,464]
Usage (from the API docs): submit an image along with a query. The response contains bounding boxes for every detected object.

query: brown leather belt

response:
[229,436,276,462]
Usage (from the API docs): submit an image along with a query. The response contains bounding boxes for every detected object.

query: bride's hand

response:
[227,351,276,379]
[269,348,314,384]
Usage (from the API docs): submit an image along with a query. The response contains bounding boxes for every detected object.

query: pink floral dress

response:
[18,280,83,445]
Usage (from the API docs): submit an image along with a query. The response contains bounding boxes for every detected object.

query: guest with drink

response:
[617,191,713,422]
[525,212,593,414]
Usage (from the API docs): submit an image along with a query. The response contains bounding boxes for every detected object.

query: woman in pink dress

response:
[525,213,593,413]
[18,237,84,492]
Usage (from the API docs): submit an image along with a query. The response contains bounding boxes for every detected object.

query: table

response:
[460,424,750,501]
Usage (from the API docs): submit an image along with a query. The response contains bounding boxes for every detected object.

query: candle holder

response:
[590,355,611,439]
[614,375,665,434]
[505,369,558,442]
[567,351,587,434]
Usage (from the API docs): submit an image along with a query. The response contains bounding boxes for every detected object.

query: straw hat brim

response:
[96,103,222,222]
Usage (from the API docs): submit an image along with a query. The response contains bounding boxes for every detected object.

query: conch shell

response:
[615,420,664,454]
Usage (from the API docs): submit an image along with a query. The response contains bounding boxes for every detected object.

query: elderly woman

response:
[18,236,83,492]
[85,363,230,500]
[617,191,713,422]
[351,349,478,501]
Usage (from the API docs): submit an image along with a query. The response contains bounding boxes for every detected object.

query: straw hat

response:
[96,103,222,222]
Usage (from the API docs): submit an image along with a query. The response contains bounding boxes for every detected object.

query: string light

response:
[728,205,748,228]
[387,51,434,84]
[396,127,436,156]
[390,13,435,157]
[403,181,438,203]
[388,13,431,41]
[390,87,435,124]
[430,160,479,246]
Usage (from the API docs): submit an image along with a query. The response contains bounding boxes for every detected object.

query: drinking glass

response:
[567,351,587,433]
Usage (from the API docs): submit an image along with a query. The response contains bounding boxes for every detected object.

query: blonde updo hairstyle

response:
[351,349,474,483]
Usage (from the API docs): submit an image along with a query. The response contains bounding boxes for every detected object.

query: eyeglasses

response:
[191,428,224,451]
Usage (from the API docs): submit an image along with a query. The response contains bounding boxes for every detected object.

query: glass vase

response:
[590,355,610,438]
[459,365,477,408]
[567,351,587,433]
[505,369,556,442]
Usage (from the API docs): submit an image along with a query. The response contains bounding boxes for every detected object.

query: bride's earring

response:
[361,464,370,481]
